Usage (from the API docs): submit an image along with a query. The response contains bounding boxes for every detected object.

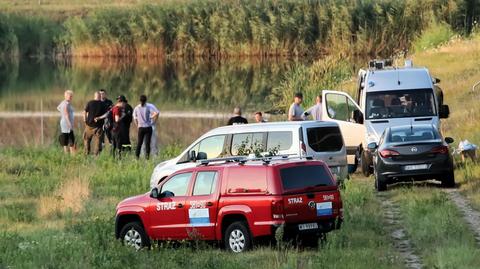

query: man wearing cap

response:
[288,92,305,121]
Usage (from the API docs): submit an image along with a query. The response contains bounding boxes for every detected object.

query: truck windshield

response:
[366,89,436,120]
[280,165,334,192]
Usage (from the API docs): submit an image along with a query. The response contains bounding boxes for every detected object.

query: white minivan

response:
[150,121,348,188]
[320,60,450,176]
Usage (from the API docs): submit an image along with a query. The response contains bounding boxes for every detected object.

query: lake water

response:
[0,57,306,147]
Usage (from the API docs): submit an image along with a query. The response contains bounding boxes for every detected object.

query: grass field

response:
[0,147,405,269]
[1,19,480,269]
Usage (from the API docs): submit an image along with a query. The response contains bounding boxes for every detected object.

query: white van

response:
[320,60,450,176]
[150,121,348,188]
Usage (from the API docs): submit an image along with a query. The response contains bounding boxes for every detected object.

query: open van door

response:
[321,90,365,168]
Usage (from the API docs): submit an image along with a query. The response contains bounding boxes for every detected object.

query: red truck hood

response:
[116,193,150,210]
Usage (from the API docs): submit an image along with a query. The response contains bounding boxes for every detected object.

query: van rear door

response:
[322,90,365,164]
[279,163,341,224]
[303,125,345,167]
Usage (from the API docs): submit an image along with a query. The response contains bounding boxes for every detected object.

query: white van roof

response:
[365,67,433,92]
[204,121,339,136]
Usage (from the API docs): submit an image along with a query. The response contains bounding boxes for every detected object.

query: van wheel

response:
[441,171,455,188]
[119,222,150,250]
[224,221,252,253]
[375,171,387,192]
[361,150,372,177]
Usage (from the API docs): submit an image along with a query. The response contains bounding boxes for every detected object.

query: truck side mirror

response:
[196,152,207,160]
[439,105,450,119]
[150,187,159,199]
[160,190,174,198]
[445,137,454,144]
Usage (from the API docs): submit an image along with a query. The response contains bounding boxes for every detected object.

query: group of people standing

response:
[226,92,323,125]
[57,89,159,159]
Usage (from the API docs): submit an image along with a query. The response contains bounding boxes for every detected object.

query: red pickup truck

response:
[115,158,343,252]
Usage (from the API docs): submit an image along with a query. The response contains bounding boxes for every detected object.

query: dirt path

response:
[444,189,480,245]
[377,193,423,269]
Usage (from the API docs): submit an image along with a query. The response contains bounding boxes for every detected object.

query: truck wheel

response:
[119,222,150,250]
[374,171,387,192]
[224,221,252,253]
[361,150,372,177]
[441,171,455,188]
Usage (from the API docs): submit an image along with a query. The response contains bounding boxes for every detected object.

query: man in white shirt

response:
[137,101,160,156]
[304,95,323,120]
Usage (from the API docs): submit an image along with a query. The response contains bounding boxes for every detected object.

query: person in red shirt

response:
[111,96,127,158]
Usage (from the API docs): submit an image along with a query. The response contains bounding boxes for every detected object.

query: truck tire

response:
[361,150,372,177]
[374,170,387,192]
[441,171,455,188]
[224,221,252,253]
[119,221,151,250]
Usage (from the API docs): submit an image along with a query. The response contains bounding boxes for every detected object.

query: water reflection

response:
[0,57,308,112]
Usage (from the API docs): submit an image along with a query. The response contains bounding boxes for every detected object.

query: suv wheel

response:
[361,150,372,177]
[441,171,455,188]
[375,170,387,192]
[119,222,150,250]
[224,221,252,253]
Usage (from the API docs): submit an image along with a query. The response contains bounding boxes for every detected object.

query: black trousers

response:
[136,127,153,159]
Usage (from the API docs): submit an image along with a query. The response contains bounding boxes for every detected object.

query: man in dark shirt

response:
[83,92,108,155]
[99,89,114,144]
[227,107,248,125]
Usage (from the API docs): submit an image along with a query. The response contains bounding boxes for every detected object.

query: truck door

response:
[322,90,365,164]
[149,172,192,240]
[185,170,220,240]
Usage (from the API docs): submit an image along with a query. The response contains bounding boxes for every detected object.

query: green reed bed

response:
[1,0,477,58]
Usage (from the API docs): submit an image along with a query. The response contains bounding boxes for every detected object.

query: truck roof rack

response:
[368,59,393,70]
[197,154,314,166]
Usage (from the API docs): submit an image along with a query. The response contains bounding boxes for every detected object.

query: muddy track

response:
[377,193,423,269]
[444,189,480,245]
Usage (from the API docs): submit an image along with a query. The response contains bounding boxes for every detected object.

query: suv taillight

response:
[379,149,400,158]
[271,200,284,219]
[430,145,448,155]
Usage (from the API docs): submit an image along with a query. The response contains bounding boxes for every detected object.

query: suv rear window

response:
[280,165,334,191]
[306,127,343,152]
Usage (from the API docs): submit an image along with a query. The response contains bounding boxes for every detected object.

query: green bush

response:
[413,21,455,52]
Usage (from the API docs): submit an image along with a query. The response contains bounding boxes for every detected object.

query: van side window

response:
[267,131,292,151]
[306,127,343,152]
[231,133,264,155]
[161,172,192,196]
[193,171,218,196]
[197,135,226,159]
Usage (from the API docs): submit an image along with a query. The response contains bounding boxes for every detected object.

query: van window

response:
[280,165,334,191]
[198,135,226,159]
[267,131,292,151]
[306,127,343,152]
[193,171,218,196]
[326,94,348,121]
[161,172,192,196]
[231,133,264,155]
[366,89,436,119]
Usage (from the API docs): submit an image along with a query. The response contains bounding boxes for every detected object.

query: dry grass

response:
[38,176,90,218]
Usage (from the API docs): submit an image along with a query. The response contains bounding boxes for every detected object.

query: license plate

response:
[404,164,428,171]
[298,223,318,231]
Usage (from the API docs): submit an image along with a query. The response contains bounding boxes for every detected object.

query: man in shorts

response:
[57,90,75,154]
